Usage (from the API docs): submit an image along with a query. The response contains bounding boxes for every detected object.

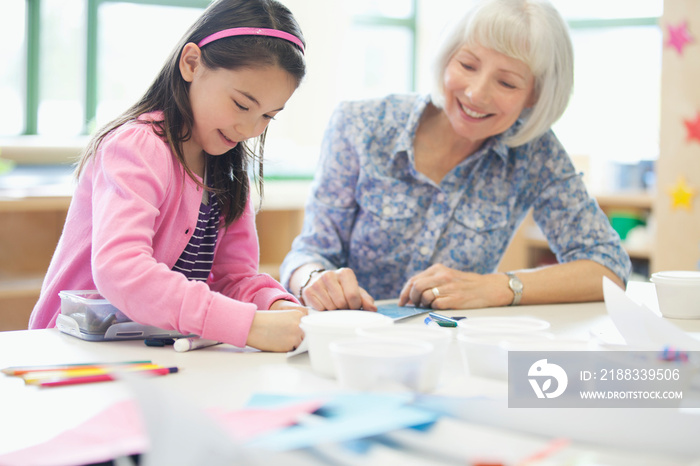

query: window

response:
[5,0,661,186]
[550,0,663,191]
[95,2,204,130]
[0,1,27,136]
[3,0,416,177]
[338,0,417,100]
[2,0,207,138]
[263,0,418,178]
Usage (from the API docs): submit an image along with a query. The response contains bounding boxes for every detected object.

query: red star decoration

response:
[666,21,694,55]
[685,112,700,144]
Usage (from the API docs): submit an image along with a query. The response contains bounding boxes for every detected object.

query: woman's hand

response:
[301,268,377,311]
[245,300,308,352]
[398,264,511,309]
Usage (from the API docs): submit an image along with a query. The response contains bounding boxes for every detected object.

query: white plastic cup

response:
[329,338,433,391]
[356,324,452,392]
[299,310,394,377]
[650,271,700,319]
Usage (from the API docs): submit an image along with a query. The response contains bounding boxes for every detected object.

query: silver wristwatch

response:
[505,272,523,306]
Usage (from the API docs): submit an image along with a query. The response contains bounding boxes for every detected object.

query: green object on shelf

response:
[0,147,15,175]
[609,212,645,240]
[0,158,15,175]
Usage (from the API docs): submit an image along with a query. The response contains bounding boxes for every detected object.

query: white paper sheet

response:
[603,277,700,351]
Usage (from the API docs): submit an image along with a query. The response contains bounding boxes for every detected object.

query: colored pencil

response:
[34,366,179,388]
[2,360,152,376]
[21,363,162,383]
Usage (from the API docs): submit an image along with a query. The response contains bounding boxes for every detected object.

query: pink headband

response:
[198,27,304,54]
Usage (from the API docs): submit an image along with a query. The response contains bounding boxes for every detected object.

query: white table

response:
[1,283,699,465]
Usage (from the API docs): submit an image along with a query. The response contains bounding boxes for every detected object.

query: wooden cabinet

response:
[253,181,309,280]
[0,197,69,330]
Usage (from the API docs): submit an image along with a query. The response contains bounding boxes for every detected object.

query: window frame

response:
[351,1,418,93]
[19,0,418,137]
[21,0,209,136]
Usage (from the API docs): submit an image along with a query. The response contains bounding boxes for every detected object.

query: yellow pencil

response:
[22,363,162,384]
[2,360,152,376]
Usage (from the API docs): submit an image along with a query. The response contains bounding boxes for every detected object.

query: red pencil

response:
[36,366,179,388]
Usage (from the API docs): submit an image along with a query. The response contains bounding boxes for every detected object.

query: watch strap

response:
[298,268,326,305]
[505,272,523,306]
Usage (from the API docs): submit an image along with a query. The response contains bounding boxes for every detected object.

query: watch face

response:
[509,277,523,292]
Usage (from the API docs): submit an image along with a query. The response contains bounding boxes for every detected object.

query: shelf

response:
[524,229,652,260]
[0,274,44,299]
[259,263,281,281]
[592,191,654,210]
[0,195,71,212]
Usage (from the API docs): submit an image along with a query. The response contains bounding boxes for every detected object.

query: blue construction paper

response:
[247,392,414,415]
[376,302,431,320]
[245,392,438,451]
[248,406,438,451]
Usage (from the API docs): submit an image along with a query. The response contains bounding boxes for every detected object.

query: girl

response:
[29,0,308,352]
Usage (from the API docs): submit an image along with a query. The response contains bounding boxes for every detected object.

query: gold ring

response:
[432,287,440,298]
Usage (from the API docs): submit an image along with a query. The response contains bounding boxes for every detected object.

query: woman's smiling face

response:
[442,43,536,147]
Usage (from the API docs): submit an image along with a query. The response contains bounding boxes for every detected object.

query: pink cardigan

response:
[29,113,297,347]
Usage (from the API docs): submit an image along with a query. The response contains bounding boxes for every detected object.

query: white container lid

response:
[457,331,553,346]
[300,310,393,329]
[58,290,110,304]
[651,271,700,284]
[357,324,452,342]
[457,316,550,333]
[330,339,432,358]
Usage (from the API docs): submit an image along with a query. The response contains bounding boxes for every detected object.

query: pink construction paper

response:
[0,398,324,466]
[0,400,146,466]
[208,399,325,441]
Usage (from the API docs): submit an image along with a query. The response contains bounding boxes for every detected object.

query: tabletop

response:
[1,282,699,465]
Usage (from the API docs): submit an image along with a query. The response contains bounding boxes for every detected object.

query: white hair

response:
[430,0,574,147]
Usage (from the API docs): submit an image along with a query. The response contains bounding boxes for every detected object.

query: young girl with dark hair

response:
[30,0,308,352]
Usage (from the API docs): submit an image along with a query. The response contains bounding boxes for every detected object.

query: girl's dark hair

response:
[76,0,306,226]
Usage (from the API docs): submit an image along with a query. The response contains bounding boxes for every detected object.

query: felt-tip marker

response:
[428,312,465,327]
[174,337,222,352]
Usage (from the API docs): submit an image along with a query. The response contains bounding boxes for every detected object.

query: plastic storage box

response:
[56,290,189,341]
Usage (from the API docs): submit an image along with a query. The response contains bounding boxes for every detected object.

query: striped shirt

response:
[172,191,221,281]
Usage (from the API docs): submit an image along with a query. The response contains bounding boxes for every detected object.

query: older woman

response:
[281,0,630,311]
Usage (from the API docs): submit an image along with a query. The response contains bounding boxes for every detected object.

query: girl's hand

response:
[246,301,308,352]
[301,268,377,312]
[398,264,512,310]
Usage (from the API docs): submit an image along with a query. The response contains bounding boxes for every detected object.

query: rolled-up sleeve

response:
[529,139,631,284]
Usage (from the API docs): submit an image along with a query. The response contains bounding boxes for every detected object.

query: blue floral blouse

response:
[280,94,631,299]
